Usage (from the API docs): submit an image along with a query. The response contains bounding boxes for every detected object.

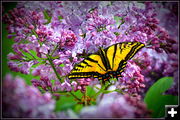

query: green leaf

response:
[144,77,173,101]
[51,79,56,86]
[58,16,63,21]
[20,49,39,60]
[114,32,120,36]
[114,16,122,23]
[58,102,77,111]
[55,94,76,111]
[74,104,83,113]
[55,90,82,111]
[86,86,96,97]
[114,16,125,28]
[43,10,52,24]
[59,63,65,67]
[152,95,178,117]
[144,77,178,118]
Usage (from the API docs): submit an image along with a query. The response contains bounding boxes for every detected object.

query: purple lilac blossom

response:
[3,2,79,92]
[3,1,178,96]
[154,2,178,95]
[117,60,145,98]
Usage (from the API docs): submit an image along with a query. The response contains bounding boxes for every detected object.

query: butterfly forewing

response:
[124,42,145,61]
[68,54,106,79]
[106,42,144,71]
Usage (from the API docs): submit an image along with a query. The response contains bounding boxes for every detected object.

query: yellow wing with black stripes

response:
[68,42,145,81]
[68,54,107,78]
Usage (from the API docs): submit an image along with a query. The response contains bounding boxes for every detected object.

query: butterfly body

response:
[68,42,145,82]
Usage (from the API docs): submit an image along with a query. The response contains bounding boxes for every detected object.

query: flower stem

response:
[84,87,87,106]
[99,83,111,100]
[69,92,81,101]
[47,54,81,103]
[50,45,58,56]
[46,54,62,83]
[31,29,42,47]
[93,83,106,98]
[27,51,37,60]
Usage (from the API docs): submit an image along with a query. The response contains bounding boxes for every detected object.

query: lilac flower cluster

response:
[131,2,179,95]
[2,74,56,118]
[117,60,145,98]
[3,2,81,92]
[80,92,150,118]
[154,2,178,95]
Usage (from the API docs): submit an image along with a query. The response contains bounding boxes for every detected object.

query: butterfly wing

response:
[106,42,145,73]
[68,42,145,80]
[68,54,107,79]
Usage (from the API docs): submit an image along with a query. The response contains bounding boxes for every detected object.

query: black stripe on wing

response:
[117,60,127,71]
[112,44,117,69]
[68,72,100,79]
[82,60,93,67]
[98,47,111,71]
[76,64,85,68]
[104,43,117,70]
[86,56,106,72]
[125,42,144,61]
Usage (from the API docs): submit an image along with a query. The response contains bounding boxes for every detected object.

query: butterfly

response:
[68,42,145,82]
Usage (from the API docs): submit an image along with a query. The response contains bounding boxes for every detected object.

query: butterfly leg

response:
[101,79,105,85]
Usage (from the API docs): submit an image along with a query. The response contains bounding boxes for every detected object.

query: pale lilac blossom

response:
[80,92,150,118]
[3,74,56,118]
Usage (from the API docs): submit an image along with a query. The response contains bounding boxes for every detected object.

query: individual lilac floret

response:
[61,80,72,92]
[80,92,150,118]
[2,74,56,118]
